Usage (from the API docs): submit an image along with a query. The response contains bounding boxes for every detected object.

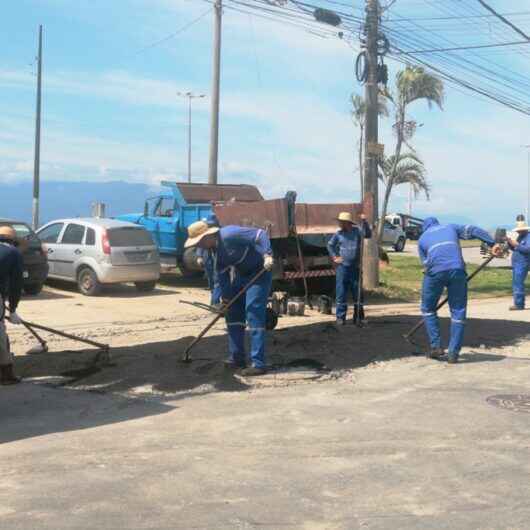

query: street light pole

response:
[208,0,222,185]
[178,92,205,183]
[32,25,43,230]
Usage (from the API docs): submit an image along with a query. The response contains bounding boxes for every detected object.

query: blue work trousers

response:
[335,264,360,321]
[225,271,272,369]
[512,262,529,309]
[204,256,221,306]
[421,269,468,357]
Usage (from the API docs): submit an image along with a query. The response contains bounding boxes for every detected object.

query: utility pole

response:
[177,92,205,183]
[363,0,380,288]
[208,0,222,185]
[32,25,43,230]
[407,184,412,216]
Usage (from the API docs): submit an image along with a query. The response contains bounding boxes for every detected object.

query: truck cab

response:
[116,182,262,274]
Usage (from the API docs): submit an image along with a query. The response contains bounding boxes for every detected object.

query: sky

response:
[1,0,530,227]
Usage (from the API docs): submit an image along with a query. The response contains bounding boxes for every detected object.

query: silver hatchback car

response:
[37,218,160,296]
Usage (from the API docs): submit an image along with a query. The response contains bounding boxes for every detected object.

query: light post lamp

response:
[178,92,206,183]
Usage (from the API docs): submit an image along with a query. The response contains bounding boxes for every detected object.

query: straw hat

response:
[184,221,220,248]
[513,220,530,232]
[0,226,17,243]
[336,212,355,224]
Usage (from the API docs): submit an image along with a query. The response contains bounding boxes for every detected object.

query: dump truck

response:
[116,181,262,274]
[117,182,373,297]
[213,190,373,297]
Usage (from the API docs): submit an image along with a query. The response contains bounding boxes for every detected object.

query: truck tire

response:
[179,248,204,278]
[394,237,406,252]
[24,283,44,296]
[77,267,101,296]
[135,281,157,292]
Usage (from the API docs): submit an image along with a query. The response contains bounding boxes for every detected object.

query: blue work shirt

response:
[418,217,495,275]
[511,232,530,267]
[327,222,372,267]
[216,226,272,296]
[0,242,24,312]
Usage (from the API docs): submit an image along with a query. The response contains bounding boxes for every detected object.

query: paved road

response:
[2,287,530,529]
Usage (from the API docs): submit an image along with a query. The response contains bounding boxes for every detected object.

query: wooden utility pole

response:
[208,0,222,185]
[32,25,43,230]
[363,0,380,288]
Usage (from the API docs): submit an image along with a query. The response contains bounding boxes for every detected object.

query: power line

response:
[394,39,530,55]
[476,0,530,41]
[132,8,212,57]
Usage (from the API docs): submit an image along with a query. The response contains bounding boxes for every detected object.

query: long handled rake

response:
[179,268,267,363]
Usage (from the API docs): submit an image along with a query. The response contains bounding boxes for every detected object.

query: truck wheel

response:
[24,283,44,296]
[77,267,101,296]
[394,237,406,252]
[135,281,157,292]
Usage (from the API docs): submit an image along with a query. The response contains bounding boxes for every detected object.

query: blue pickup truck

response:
[116,181,263,274]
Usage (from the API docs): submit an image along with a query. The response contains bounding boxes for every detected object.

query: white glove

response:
[263,255,274,272]
[8,312,22,325]
[196,257,204,267]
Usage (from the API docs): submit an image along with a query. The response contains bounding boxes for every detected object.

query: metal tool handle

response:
[353,221,366,326]
[182,268,267,362]
[3,304,48,348]
[21,319,109,351]
[403,253,496,341]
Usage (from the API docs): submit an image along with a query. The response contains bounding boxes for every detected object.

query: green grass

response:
[407,239,481,248]
[368,254,512,303]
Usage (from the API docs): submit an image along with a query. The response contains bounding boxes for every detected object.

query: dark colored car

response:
[0,219,49,295]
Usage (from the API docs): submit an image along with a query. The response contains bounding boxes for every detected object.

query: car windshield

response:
[1,222,33,239]
[107,227,153,247]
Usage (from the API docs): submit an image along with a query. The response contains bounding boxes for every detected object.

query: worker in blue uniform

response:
[418,217,501,363]
[507,219,530,310]
[196,214,221,306]
[0,226,24,385]
[185,221,274,376]
[327,212,371,325]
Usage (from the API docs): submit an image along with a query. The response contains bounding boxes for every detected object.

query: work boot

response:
[447,355,459,364]
[509,305,525,311]
[223,360,246,370]
[240,366,267,377]
[336,318,346,327]
[0,364,21,385]
[426,347,444,359]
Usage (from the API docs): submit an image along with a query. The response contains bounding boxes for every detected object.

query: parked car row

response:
[3,207,410,298]
[1,217,160,297]
[0,218,49,295]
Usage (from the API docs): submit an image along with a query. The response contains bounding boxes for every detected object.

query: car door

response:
[382,221,397,246]
[53,223,86,279]
[37,222,65,276]
[153,196,178,254]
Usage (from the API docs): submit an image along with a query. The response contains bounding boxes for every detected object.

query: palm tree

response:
[379,152,430,200]
[351,93,388,199]
[376,66,444,242]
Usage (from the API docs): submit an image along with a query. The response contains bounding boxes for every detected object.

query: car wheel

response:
[394,237,406,252]
[77,267,101,296]
[24,283,43,296]
[135,281,157,292]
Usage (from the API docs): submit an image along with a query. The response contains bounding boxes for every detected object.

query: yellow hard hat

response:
[184,221,220,248]
[336,212,355,224]
[0,225,17,243]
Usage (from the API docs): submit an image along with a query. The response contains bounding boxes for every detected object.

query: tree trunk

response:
[377,109,405,243]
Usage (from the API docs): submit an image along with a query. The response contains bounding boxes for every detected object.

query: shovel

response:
[179,268,267,363]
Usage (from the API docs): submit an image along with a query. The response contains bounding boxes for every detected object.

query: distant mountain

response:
[0,180,160,225]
